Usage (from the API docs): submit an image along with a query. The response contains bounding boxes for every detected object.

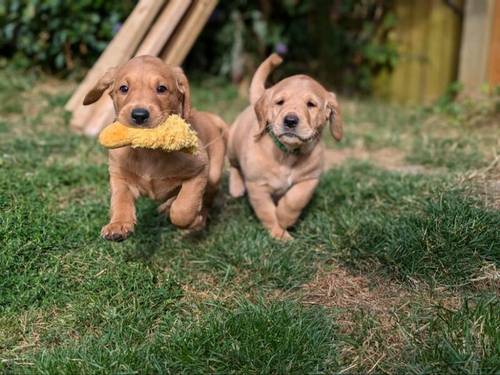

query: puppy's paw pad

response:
[101,222,134,242]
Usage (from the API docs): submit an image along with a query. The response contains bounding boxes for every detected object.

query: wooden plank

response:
[459,0,495,92]
[440,0,463,88]
[82,0,192,136]
[425,0,462,103]
[161,0,219,66]
[425,0,443,102]
[66,0,166,117]
[487,0,500,85]
[407,0,430,104]
[136,0,192,56]
[389,1,413,104]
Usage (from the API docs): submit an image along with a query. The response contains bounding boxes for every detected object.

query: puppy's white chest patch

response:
[269,166,294,195]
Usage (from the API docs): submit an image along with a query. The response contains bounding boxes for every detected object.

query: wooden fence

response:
[375,0,499,105]
[374,0,463,105]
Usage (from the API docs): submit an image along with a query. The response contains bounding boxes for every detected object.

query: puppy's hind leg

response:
[229,167,246,198]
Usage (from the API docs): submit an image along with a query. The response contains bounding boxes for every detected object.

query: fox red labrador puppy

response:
[84,55,227,241]
[228,54,343,240]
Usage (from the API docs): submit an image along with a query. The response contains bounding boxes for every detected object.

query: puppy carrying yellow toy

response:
[98,114,198,154]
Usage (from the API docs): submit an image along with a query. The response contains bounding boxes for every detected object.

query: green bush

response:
[0,0,134,71]
[185,0,397,93]
[0,0,397,92]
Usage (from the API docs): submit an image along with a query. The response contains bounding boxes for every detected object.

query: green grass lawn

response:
[1,68,499,374]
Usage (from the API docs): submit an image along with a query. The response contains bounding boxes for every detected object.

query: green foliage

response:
[1,1,397,91]
[0,0,134,71]
[185,0,397,92]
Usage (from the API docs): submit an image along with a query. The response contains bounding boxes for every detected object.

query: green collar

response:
[267,128,301,155]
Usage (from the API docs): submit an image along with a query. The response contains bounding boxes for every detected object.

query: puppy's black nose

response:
[283,114,299,129]
[131,108,149,124]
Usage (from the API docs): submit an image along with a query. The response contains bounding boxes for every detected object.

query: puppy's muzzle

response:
[131,107,150,125]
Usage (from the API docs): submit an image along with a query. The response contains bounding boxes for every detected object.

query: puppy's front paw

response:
[101,222,134,242]
[270,226,293,241]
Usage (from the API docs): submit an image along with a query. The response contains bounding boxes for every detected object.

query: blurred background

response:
[1,0,498,104]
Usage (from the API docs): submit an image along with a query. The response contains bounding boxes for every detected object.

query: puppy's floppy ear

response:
[326,92,343,141]
[253,90,271,139]
[173,67,191,119]
[83,67,116,105]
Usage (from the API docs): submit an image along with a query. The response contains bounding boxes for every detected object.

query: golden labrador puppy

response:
[228,54,343,240]
[84,55,227,241]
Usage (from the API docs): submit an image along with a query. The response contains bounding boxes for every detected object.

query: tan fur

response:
[228,54,343,240]
[84,55,227,241]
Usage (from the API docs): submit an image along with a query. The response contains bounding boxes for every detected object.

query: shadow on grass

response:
[123,198,172,263]
[309,162,500,288]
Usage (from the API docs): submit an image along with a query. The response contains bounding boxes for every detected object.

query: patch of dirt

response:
[300,265,471,373]
[324,147,427,174]
[469,263,500,291]
[301,266,411,373]
[180,272,251,305]
[302,266,409,314]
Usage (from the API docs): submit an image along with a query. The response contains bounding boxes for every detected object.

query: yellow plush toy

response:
[98,114,198,154]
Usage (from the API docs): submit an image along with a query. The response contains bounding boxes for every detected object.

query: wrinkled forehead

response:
[115,58,175,83]
[272,75,327,99]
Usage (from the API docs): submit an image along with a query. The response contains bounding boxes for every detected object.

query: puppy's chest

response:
[109,149,203,200]
[135,175,182,201]
[267,165,296,195]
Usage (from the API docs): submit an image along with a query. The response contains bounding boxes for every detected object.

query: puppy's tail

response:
[249,53,283,105]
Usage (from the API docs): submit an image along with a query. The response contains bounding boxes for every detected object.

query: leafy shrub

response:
[0,0,398,92]
[0,0,134,71]
[185,0,398,93]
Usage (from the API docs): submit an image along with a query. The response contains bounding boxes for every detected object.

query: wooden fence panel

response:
[374,0,463,105]
[459,0,496,92]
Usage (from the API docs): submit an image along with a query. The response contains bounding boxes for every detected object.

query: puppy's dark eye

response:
[119,85,128,93]
[275,99,284,106]
[157,85,167,93]
[307,101,317,108]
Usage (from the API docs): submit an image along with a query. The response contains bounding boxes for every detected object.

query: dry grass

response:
[324,147,433,174]
[300,265,474,373]
[461,156,500,210]
[301,266,410,373]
